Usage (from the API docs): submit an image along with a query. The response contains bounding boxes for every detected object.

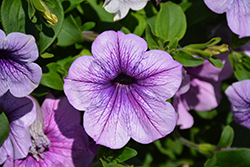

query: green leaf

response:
[154,140,176,159]
[173,50,204,67]
[121,12,146,36]
[60,0,83,13]
[205,148,250,167]
[98,146,138,166]
[185,0,213,27]
[217,125,234,149]
[81,21,96,31]
[40,62,65,90]
[208,57,224,68]
[117,147,138,163]
[31,85,50,97]
[1,0,64,53]
[0,110,10,146]
[179,0,192,12]
[81,0,113,22]
[145,24,166,50]
[57,14,83,46]
[155,1,187,42]
[41,52,54,58]
[229,52,250,81]
[230,33,250,49]
[195,109,218,120]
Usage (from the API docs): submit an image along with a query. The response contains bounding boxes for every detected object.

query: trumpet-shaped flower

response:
[173,54,233,129]
[0,92,36,165]
[9,93,97,166]
[103,0,148,21]
[225,80,250,130]
[64,31,183,149]
[0,29,42,97]
[204,0,250,38]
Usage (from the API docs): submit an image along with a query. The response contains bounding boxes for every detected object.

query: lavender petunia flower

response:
[0,29,42,97]
[11,93,97,167]
[0,92,37,165]
[204,0,250,38]
[225,80,250,129]
[64,31,183,149]
[173,54,233,129]
[103,0,148,21]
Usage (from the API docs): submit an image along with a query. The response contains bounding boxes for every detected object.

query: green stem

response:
[173,131,199,150]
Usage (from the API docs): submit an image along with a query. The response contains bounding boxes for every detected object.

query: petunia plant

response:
[1,0,250,166]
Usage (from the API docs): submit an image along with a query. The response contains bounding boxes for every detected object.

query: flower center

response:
[29,98,51,162]
[112,73,135,85]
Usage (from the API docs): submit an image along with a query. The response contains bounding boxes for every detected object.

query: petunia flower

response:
[204,0,250,38]
[0,92,37,165]
[0,29,42,97]
[225,79,250,130]
[103,0,148,21]
[64,31,183,149]
[10,93,97,167]
[173,54,233,129]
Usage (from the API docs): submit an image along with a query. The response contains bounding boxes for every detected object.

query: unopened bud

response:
[198,143,216,157]
[29,0,58,26]
[204,44,229,55]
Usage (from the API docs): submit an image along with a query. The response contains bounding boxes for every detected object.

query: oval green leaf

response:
[155,1,187,42]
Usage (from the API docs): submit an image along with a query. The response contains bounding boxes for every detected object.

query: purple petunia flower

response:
[0,29,42,97]
[173,54,233,129]
[204,0,250,38]
[0,92,37,165]
[8,93,98,167]
[225,80,250,130]
[64,31,183,149]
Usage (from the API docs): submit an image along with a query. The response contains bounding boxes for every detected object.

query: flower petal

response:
[117,31,148,75]
[84,84,177,148]
[226,0,250,38]
[3,33,39,62]
[91,31,121,79]
[0,29,6,38]
[0,93,37,160]
[64,56,112,110]
[91,31,148,78]
[0,32,41,97]
[129,84,177,144]
[185,54,233,82]
[134,50,182,100]
[173,95,194,130]
[104,0,148,21]
[181,78,221,111]
[204,0,233,14]
[84,85,130,149]
[0,60,42,97]
[225,80,250,112]
[103,0,120,13]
